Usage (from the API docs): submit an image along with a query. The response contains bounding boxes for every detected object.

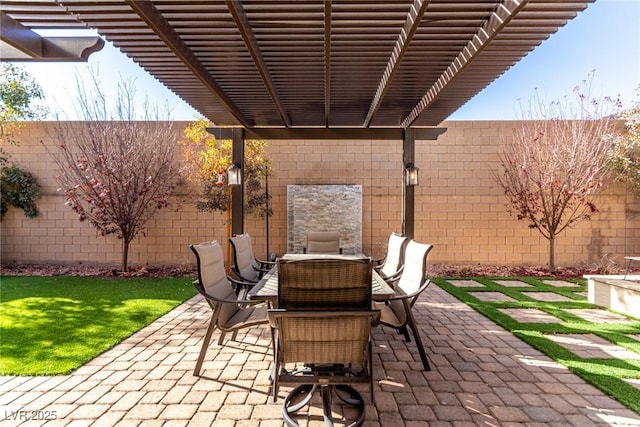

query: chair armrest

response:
[383,279,432,302]
[227,275,256,289]
[267,308,286,328]
[192,279,262,305]
[373,257,385,268]
[255,257,277,267]
[229,268,259,284]
[252,265,272,274]
[382,265,404,282]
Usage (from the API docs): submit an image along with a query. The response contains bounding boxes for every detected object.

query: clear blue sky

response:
[21,0,640,121]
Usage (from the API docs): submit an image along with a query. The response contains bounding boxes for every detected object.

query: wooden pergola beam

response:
[125,0,252,127]
[230,128,245,237]
[403,128,416,238]
[401,0,527,127]
[207,127,447,141]
[0,12,104,61]
[324,0,332,127]
[363,0,430,128]
[225,0,291,128]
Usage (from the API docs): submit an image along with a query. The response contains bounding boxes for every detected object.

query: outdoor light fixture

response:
[227,163,242,186]
[405,163,419,186]
[215,170,225,187]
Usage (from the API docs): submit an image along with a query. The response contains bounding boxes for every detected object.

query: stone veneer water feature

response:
[287,185,362,254]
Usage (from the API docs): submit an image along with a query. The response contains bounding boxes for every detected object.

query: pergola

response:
[0,0,592,235]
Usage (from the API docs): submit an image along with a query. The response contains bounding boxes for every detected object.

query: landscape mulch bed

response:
[0,263,197,278]
[0,262,624,279]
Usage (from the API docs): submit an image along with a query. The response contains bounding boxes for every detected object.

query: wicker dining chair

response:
[189,240,269,376]
[270,257,377,426]
[303,230,342,254]
[269,309,380,426]
[374,239,434,370]
[276,257,373,310]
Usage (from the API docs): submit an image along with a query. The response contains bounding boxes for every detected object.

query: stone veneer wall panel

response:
[287,184,362,254]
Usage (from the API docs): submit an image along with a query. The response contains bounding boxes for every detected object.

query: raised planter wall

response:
[585,275,640,319]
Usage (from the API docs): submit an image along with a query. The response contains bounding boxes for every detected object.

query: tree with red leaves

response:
[496,74,621,273]
[45,74,184,272]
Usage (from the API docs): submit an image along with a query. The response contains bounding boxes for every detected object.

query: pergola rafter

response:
[363,0,430,128]
[324,0,331,128]
[125,0,252,127]
[225,0,291,128]
[401,0,527,128]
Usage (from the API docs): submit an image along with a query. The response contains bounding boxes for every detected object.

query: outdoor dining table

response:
[247,253,395,304]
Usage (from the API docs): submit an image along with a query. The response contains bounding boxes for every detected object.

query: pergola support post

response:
[403,128,416,239]
[207,125,447,242]
[231,128,245,236]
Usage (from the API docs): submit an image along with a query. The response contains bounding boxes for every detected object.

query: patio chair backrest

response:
[189,240,241,325]
[277,257,372,310]
[229,233,260,282]
[378,232,408,279]
[305,230,341,254]
[269,310,379,365]
[396,240,433,297]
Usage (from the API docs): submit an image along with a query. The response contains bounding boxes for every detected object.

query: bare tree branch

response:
[495,73,621,272]
[43,72,184,271]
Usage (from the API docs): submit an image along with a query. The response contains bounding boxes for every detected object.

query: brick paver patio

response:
[1,285,639,426]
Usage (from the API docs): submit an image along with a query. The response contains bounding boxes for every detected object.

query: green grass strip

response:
[0,276,197,375]
[434,277,640,414]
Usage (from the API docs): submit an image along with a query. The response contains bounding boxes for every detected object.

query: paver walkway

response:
[1,285,640,426]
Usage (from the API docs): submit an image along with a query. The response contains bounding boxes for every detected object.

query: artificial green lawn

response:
[0,276,196,375]
[433,277,640,415]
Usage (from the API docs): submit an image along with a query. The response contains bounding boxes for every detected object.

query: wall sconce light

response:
[215,169,225,187]
[227,163,242,186]
[405,163,419,186]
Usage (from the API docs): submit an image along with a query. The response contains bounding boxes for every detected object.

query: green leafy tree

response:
[0,165,41,218]
[180,118,272,218]
[607,92,640,196]
[44,74,184,272]
[495,75,621,273]
[0,63,46,148]
[0,63,46,219]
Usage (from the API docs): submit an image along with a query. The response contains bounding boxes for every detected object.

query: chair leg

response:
[368,340,375,402]
[272,335,280,402]
[321,385,333,425]
[406,312,431,371]
[194,318,217,376]
[216,330,228,345]
[399,325,411,342]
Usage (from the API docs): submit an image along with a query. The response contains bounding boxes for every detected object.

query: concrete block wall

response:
[1,120,639,270]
